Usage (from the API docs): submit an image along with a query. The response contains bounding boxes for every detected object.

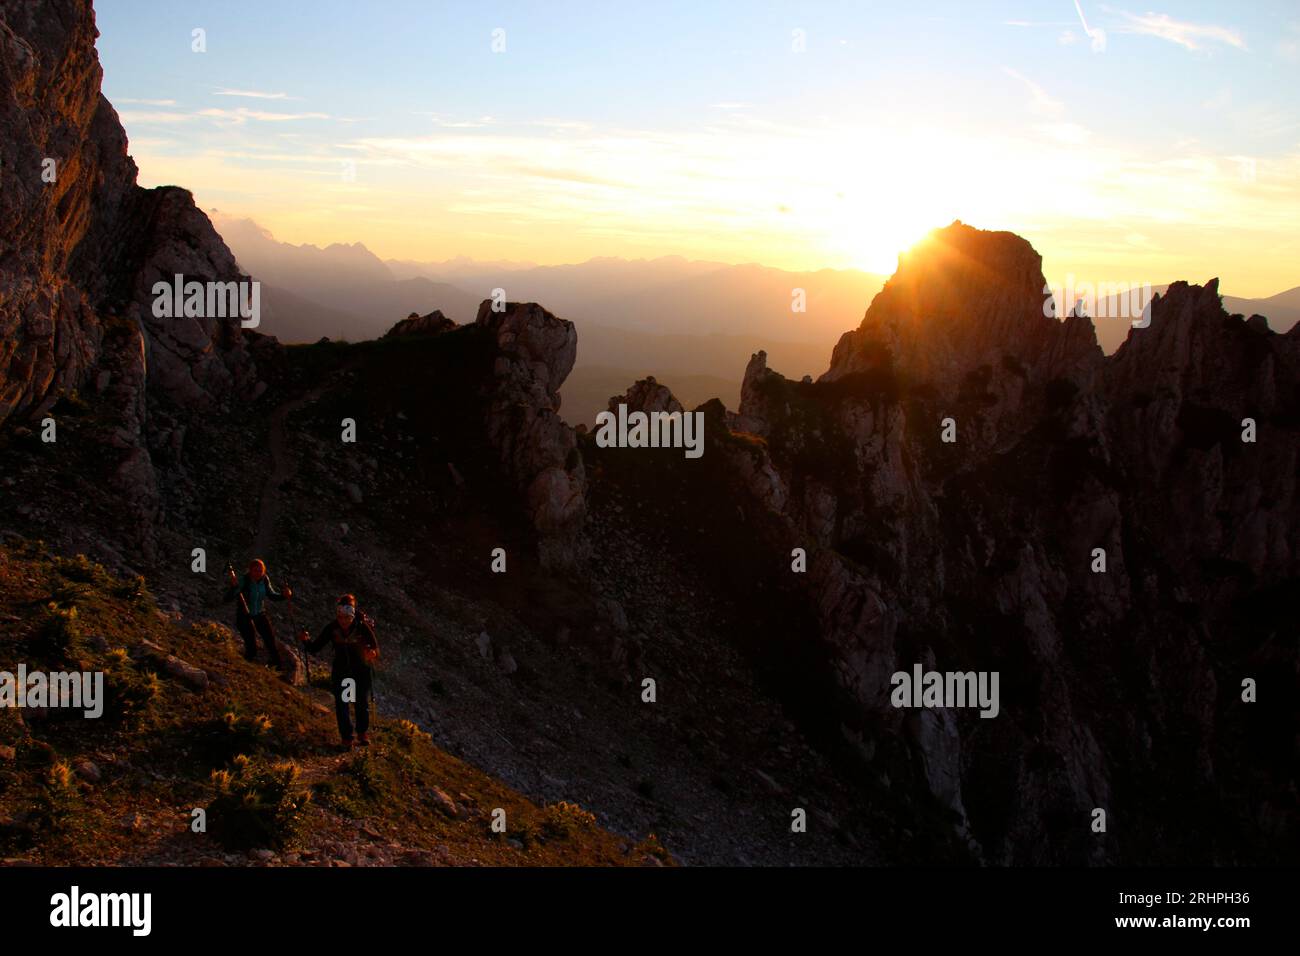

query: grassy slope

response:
[0,539,668,866]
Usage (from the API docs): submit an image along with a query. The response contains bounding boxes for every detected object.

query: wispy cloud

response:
[529,119,594,133]
[1003,67,1065,118]
[118,110,193,125]
[213,88,300,100]
[116,97,176,107]
[198,107,329,124]
[122,105,329,125]
[413,112,496,129]
[1113,10,1246,52]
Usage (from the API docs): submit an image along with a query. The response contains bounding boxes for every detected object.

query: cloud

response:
[1073,1,1108,52]
[1003,68,1065,118]
[413,112,496,129]
[1113,10,1246,52]
[197,107,329,124]
[214,88,299,100]
[115,97,176,106]
[118,110,195,125]
[530,119,594,133]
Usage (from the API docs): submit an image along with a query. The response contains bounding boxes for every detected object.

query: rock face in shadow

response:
[475,300,587,568]
[385,310,456,339]
[0,0,256,555]
[728,221,1299,864]
[608,376,684,415]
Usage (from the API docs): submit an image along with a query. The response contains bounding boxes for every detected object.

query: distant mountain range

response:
[210,214,483,340]
[393,255,887,348]
[209,214,885,424]
[210,214,1300,423]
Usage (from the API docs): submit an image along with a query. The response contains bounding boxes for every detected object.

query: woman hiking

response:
[300,594,379,750]
[225,559,292,666]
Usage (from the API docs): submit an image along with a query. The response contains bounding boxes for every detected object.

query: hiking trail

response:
[252,383,328,558]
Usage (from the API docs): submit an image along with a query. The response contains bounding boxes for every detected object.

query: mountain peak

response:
[821,221,1081,390]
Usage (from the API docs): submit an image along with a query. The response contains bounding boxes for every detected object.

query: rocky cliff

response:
[0,0,256,556]
[475,300,587,568]
[727,222,1299,863]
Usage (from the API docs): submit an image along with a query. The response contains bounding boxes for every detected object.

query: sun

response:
[825,188,946,276]
[859,219,939,275]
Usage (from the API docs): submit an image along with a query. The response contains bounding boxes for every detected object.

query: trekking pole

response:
[227,564,251,617]
[285,575,311,684]
[227,564,253,660]
[363,610,378,727]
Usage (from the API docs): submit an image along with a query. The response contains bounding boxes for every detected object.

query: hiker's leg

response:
[236,613,257,660]
[332,671,353,742]
[355,668,372,737]
[254,614,281,664]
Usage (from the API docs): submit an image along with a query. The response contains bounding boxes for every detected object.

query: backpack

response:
[355,610,379,664]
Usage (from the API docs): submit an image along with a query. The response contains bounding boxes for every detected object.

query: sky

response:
[95,1,1300,297]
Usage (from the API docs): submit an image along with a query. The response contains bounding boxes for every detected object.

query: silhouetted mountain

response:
[210,213,482,341]
[258,283,366,343]
[217,222,886,421]
[731,222,1298,863]
[1083,284,1300,354]
[561,325,832,426]
[563,365,740,428]
[395,254,886,425]
[1225,285,1300,332]
[388,255,538,279]
[397,254,886,344]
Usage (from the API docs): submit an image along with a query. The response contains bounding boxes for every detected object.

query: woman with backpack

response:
[225,558,292,666]
[301,594,379,750]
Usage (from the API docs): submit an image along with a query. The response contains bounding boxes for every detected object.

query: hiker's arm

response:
[305,625,332,654]
[361,623,379,661]
[265,578,284,600]
[223,575,243,602]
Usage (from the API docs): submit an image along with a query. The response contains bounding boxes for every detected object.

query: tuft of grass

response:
[34,760,82,833]
[190,620,232,645]
[634,832,674,865]
[98,647,162,726]
[207,755,309,851]
[113,574,150,605]
[541,800,598,840]
[196,707,274,765]
[33,604,83,660]
[53,553,109,586]
[391,719,431,749]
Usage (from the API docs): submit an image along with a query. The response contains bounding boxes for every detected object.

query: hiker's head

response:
[336,594,357,627]
[248,559,266,580]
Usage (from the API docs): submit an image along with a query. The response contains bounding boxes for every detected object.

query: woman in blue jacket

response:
[225,558,292,665]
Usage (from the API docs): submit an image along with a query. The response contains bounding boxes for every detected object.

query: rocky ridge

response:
[724,222,1299,862]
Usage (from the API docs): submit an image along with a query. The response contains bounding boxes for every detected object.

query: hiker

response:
[300,594,379,750]
[224,559,292,666]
